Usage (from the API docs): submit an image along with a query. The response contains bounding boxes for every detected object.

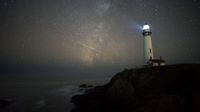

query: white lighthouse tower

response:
[142,24,154,62]
[142,24,166,66]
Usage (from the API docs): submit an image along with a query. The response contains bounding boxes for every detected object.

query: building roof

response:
[149,59,166,63]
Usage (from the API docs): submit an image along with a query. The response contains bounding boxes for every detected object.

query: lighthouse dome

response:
[143,25,150,30]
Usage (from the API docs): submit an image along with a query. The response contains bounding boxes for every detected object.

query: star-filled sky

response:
[0,0,200,76]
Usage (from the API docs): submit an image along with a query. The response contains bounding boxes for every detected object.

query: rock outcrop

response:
[0,98,15,109]
[71,64,200,112]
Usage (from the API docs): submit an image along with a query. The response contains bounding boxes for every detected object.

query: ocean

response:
[0,74,110,112]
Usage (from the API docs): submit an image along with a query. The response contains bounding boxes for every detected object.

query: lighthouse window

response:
[149,49,152,53]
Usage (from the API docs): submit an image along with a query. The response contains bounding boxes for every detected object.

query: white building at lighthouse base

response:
[148,57,166,67]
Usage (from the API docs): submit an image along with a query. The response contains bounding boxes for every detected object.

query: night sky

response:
[0,0,200,76]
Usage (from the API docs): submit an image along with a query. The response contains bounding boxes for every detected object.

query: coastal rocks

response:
[78,84,94,93]
[79,84,93,88]
[0,98,15,109]
[71,64,200,112]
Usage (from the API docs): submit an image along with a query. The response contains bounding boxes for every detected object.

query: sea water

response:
[0,74,110,112]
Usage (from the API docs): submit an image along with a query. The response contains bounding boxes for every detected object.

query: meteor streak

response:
[67,38,102,53]
[77,41,102,53]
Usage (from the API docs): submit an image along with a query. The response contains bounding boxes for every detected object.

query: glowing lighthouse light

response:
[143,24,150,30]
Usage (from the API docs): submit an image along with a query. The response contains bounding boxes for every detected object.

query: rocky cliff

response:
[71,64,200,112]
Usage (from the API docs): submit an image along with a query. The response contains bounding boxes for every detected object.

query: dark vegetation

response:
[71,64,200,112]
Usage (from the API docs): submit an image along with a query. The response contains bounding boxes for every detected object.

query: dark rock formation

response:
[78,84,94,93]
[71,64,200,112]
[79,84,93,88]
[0,98,15,109]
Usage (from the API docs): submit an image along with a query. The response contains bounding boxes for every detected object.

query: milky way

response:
[0,0,200,75]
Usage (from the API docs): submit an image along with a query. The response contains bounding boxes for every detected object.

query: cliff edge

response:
[71,64,200,112]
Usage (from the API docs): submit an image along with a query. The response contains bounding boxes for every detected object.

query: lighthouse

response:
[142,24,154,63]
[142,24,166,66]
